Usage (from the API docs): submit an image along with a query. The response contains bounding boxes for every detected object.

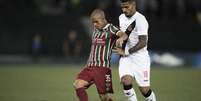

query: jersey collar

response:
[125,11,138,19]
[132,11,138,19]
[102,24,110,30]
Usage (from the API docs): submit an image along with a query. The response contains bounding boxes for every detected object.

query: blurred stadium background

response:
[0,0,201,101]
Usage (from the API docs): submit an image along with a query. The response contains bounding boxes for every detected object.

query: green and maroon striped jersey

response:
[87,24,119,68]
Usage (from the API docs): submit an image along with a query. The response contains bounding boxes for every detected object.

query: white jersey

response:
[118,12,150,86]
[119,11,149,56]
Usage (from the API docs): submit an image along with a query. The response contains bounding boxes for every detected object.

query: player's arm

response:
[116,31,128,41]
[128,35,147,54]
[115,31,128,47]
[127,17,148,55]
[113,35,147,56]
[110,25,128,47]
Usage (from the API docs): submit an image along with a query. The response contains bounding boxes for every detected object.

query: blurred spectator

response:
[138,0,158,17]
[197,13,201,26]
[151,52,184,67]
[63,30,82,58]
[31,33,43,61]
[98,0,120,25]
[176,0,185,17]
[136,0,147,13]
[66,0,81,15]
[35,0,66,15]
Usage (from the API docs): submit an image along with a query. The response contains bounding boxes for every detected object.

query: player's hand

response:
[112,47,126,56]
[116,38,124,48]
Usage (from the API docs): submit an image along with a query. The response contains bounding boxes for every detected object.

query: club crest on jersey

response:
[94,38,105,45]
[127,25,133,32]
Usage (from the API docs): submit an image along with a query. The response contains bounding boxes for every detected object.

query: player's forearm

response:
[128,35,147,54]
[117,31,128,41]
[121,32,128,41]
[120,32,128,41]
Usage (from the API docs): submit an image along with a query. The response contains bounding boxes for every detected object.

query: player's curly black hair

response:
[120,0,136,3]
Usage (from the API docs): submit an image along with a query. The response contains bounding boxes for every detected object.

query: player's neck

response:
[127,11,136,18]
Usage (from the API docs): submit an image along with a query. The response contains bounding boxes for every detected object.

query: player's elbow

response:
[139,40,147,48]
[138,35,147,48]
[142,41,147,48]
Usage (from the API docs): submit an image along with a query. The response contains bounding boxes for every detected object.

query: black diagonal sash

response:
[122,20,136,49]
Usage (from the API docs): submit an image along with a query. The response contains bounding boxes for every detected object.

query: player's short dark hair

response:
[120,0,136,3]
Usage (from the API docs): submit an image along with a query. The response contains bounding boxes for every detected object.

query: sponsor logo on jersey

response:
[127,25,133,32]
[93,38,106,45]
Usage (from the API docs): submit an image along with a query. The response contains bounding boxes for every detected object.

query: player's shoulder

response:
[135,12,147,22]
[108,23,119,33]
[119,14,126,20]
[135,12,146,20]
[108,23,118,28]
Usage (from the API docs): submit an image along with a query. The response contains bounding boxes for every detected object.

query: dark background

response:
[0,0,201,58]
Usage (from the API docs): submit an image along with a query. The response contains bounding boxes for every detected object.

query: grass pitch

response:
[0,64,201,101]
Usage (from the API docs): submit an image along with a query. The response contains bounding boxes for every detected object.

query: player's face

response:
[91,17,106,30]
[121,2,136,18]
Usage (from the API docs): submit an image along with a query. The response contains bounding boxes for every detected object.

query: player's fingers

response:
[112,52,120,55]
[116,39,122,44]
[112,49,118,52]
[116,40,120,45]
[113,47,118,49]
[120,40,124,45]
[113,47,121,50]
[112,47,121,52]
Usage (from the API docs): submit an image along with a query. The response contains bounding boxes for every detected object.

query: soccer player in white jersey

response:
[113,0,156,101]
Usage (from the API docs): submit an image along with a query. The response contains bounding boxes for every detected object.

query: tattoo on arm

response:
[128,35,147,54]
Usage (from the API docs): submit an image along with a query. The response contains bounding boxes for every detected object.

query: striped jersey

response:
[87,24,119,68]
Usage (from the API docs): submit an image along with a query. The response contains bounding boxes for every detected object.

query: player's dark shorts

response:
[76,66,113,94]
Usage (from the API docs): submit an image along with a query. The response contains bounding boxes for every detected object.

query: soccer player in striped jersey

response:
[73,9,128,101]
[113,0,156,101]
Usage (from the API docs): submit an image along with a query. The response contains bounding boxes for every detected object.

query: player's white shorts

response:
[119,53,151,87]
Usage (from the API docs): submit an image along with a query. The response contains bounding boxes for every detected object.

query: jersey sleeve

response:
[109,24,120,35]
[136,16,149,35]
